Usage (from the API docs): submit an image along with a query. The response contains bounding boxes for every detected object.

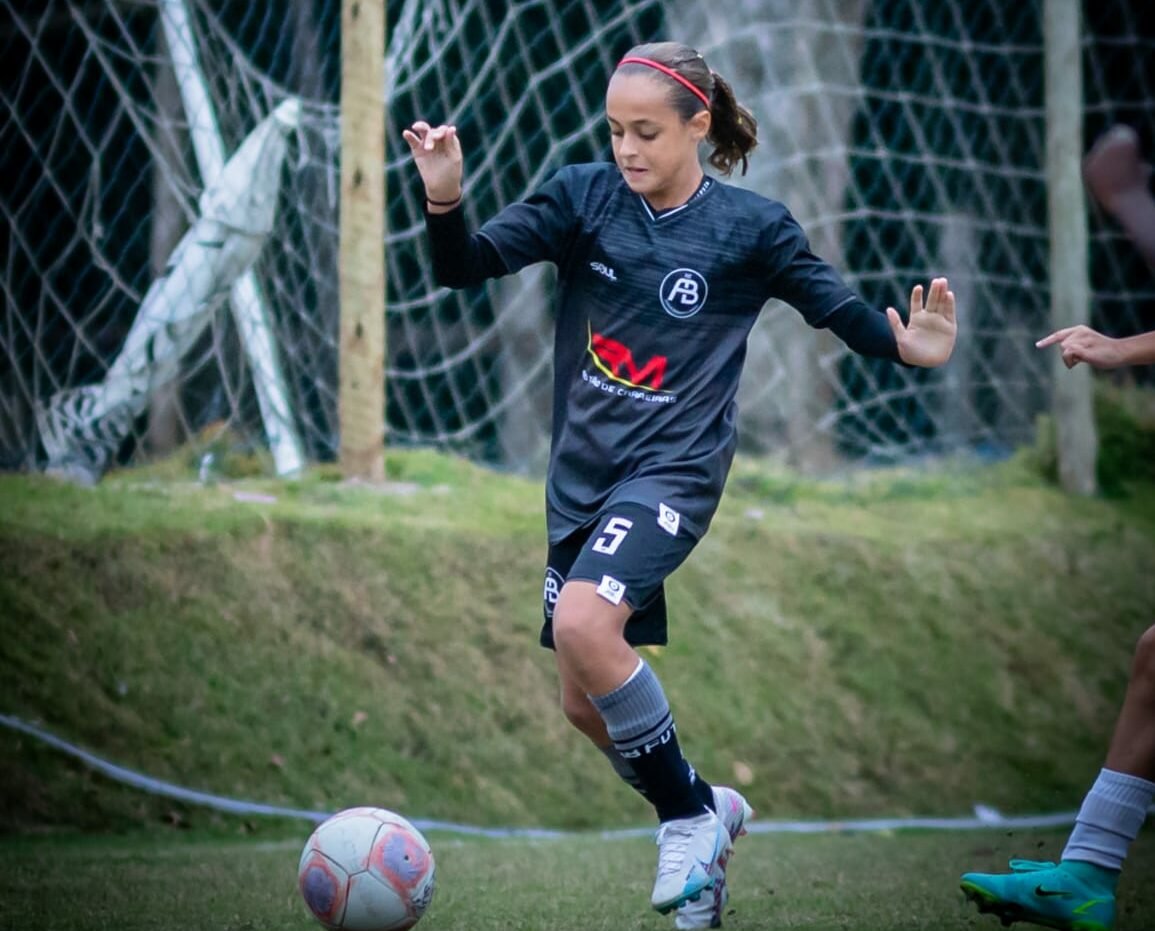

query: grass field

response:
[1,826,1153,930]
[4,451,1155,834]
[4,437,1155,929]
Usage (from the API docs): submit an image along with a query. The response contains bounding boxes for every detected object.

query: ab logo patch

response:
[543,567,564,619]
[660,268,708,319]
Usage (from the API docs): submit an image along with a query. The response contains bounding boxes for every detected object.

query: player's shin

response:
[590,659,729,913]
[589,659,706,822]
[600,744,716,811]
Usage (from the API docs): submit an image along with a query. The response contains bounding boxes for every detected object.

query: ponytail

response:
[706,71,758,177]
[616,41,759,177]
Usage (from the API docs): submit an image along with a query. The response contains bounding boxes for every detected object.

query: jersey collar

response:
[637,175,715,223]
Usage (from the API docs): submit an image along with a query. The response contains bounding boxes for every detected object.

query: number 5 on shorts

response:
[593,516,633,556]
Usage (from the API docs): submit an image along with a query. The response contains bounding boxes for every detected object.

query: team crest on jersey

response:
[660,268,708,319]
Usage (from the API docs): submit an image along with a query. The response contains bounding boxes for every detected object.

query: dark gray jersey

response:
[461,162,894,542]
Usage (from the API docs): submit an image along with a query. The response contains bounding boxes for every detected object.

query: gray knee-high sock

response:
[1063,768,1154,870]
[589,659,708,822]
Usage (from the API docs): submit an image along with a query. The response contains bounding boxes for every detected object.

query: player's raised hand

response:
[1036,324,1125,370]
[402,121,463,205]
[887,277,957,368]
[1083,125,1151,219]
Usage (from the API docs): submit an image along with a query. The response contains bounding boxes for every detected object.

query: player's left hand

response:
[889,277,957,368]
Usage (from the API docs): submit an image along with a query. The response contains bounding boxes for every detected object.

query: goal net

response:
[1,0,1151,479]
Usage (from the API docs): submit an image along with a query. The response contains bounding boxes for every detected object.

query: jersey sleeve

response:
[476,168,579,274]
[424,205,510,289]
[764,210,858,325]
[764,209,902,362]
[821,297,903,362]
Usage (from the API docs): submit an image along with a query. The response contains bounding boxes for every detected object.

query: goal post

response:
[339,0,387,482]
[158,0,306,479]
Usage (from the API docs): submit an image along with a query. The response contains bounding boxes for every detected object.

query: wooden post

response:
[1044,0,1097,495]
[339,0,386,481]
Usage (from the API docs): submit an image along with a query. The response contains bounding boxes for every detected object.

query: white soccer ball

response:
[298,807,436,931]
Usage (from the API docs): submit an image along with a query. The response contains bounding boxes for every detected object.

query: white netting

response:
[1,0,1152,479]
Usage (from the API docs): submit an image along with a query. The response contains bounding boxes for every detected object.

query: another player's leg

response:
[961,625,1155,931]
[552,581,730,915]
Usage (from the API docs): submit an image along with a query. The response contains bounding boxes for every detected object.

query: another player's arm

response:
[1037,326,1155,370]
[1082,125,1155,274]
[1036,126,1155,371]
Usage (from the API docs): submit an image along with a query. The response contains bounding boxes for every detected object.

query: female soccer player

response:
[406,41,957,927]
[961,125,1155,931]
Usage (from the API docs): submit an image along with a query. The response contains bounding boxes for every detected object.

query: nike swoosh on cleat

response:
[1034,886,1074,898]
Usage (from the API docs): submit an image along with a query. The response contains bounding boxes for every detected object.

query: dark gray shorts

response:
[540,502,698,649]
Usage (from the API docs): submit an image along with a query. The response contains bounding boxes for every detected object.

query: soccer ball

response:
[298,807,436,931]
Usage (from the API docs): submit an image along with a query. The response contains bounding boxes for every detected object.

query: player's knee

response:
[551,592,618,660]
[1132,625,1155,684]
[560,690,601,733]
[551,602,599,659]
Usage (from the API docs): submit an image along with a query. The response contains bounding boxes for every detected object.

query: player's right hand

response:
[1036,324,1125,370]
[403,121,464,205]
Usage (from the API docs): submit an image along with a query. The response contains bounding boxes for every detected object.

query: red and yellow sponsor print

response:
[586,322,672,393]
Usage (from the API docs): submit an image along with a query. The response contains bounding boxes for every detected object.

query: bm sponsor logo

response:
[588,328,668,391]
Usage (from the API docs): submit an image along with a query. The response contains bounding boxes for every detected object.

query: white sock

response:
[1063,768,1155,870]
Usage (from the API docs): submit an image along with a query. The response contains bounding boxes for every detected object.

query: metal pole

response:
[159,0,306,477]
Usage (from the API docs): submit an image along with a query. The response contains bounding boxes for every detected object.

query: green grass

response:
[2,451,1155,834]
[4,447,1155,926]
[1,827,1153,930]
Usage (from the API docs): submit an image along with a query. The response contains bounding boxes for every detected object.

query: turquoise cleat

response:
[960,859,1116,931]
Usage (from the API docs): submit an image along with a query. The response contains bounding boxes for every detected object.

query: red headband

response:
[617,56,711,109]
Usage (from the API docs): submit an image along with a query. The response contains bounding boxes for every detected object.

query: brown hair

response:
[616,41,758,176]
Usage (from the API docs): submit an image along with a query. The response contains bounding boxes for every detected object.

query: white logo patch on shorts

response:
[657,503,681,536]
[543,567,564,618]
[596,574,627,606]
